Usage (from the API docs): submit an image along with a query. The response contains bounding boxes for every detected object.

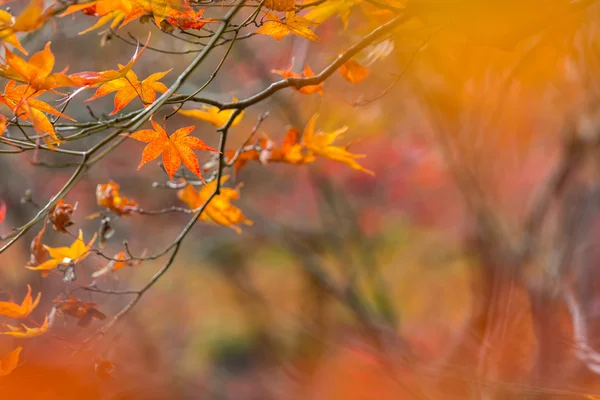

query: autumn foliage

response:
[1,0,600,399]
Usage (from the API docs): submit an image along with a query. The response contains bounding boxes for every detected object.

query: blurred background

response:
[2,0,600,399]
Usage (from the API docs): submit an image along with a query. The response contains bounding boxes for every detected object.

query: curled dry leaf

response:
[1,314,49,338]
[178,176,253,233]
[98,216,115,249]
[0,285,41,319]
[48,199,75,232]
[0,346,22,377]
[53,295,106,327]
[96,181,137,215]
[28,222,48,267]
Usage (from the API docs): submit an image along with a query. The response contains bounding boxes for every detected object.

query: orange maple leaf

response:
[272,61,324,95]
[224,128,315,173]
[129,119,218,181]
[96,181,137,215]
[166,7,214,30]
[59,0,137,35]
[0,80,74,142]
[256,11,320,41]
[0,285,41,319]
[1,314,48,338]
[26,230,96,275]
[86,66,170,115]
[0,346,22,376]
[0,42,78,91]
[339,59,370,84]
[177,176,253,233]
[301,114,374,175]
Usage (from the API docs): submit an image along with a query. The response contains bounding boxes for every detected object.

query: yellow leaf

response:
[26,230,96,275]
[1,315,48,338]
[177,97,244,127]
[0,0,51,55]
[256,11,320,41]
[304,0,360,29]
[0,285,41,319]
[177,176,253,233]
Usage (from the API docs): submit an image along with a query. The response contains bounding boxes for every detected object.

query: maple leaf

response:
[0,0,52,55]
[48,199,75,232]
[0,81,74,142]
[86,67,170,115]
[0,43,78,91]
[177,176,253,233]
[177,97,244,128]
[224,129,315,173]
[272,62,324,95]
[0,201,5,223]
[59,0,136,35]
[339,59,369,84]
[277,127,316,164]
[0,346,22,377]
[26,230,96,275]
[166,7,214,31]
[301,114,374,175]
[96,181,137,215]
[1,314,49,338]
[127,0,191,28]
[27,222,47,267]
[264,0,296,11]
[256,11,320,42]
[0,285,41,319]
[129,119,218,181]
[53,295,106,327]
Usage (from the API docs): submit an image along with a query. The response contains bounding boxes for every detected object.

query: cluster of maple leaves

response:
[0,0,385,378]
